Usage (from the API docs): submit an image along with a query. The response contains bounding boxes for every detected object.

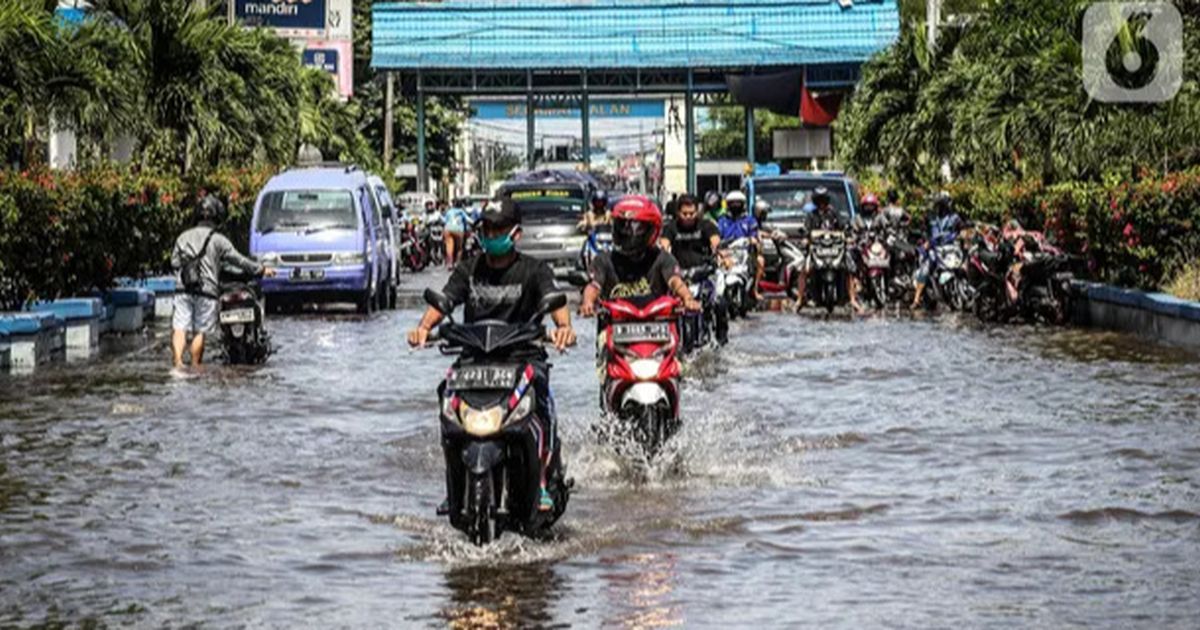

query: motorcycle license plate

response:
[290,268,325,282]
[220,308,255,324]
[611,322,671,344]
[939,271,954,284]
[817,247,841,258]
[448,365,519,390]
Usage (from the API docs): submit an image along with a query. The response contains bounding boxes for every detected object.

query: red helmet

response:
[861,193,880,209]
[611,195,663,257]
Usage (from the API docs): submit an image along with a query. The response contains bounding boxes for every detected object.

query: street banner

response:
[473,100,665,120]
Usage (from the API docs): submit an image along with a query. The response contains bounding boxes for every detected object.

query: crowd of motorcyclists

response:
[400,186,1078,545]
[397,198,486,272]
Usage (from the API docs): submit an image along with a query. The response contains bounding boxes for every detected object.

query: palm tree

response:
[0,0,137,167]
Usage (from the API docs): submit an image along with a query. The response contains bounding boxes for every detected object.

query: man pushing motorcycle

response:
[408,199,576,513]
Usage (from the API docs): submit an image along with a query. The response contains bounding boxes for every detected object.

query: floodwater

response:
[2,306,1199,628]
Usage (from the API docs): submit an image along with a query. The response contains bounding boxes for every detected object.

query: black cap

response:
[482,198,521,228]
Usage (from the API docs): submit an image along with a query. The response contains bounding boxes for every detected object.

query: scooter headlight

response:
[630,358,661,381]
[461,403,504,437]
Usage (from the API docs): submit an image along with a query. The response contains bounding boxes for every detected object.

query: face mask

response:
[480,227,517,257]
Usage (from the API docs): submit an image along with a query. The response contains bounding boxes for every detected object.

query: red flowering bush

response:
[0,165,278,309]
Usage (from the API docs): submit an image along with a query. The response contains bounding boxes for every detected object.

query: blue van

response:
[250,166,396,313]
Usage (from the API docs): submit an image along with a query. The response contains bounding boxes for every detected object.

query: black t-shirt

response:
[442,253,558,323]
[662,218,719,269]
[589,248,680,300]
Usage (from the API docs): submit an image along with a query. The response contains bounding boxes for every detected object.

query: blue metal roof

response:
[372,0,899,70]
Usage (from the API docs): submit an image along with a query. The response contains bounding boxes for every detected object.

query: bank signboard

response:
[235,0,327,36]
[302,41,353,98]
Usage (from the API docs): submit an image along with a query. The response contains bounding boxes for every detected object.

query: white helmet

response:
[725,190,747,216]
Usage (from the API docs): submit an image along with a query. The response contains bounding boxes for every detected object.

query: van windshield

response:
[756,180,853,222]
[256,190,359,234]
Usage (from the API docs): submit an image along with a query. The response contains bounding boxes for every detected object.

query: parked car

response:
[747,171,861,273]
[250,166,394,314]
[497,178,593,282]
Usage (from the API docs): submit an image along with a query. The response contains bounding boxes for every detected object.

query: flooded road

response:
[2,305,1199,628]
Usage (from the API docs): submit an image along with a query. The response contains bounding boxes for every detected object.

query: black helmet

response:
[812,186,831,208]
[933,191,954,217]
[196,195,226,224]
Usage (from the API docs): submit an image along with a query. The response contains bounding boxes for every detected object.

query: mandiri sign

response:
[235,0,327,36]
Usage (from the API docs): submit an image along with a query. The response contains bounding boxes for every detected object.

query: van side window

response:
[363,185,383,229]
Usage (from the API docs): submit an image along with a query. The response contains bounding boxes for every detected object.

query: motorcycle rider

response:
[579,189,610,232]
[717,191,766,301]
[408,199,577,513]
[442,199,473,269]
[703,190,724,222]
[579,195,701,316]
[911,191,963,309]
[660,194,728,344]
[794,187,862,312]
[170,196,276,369]
[882,189,909,228]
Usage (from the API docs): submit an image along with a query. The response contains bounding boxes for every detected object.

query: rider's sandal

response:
[537,488,554,512]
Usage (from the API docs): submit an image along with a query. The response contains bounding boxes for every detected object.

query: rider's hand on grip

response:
[549,326,577,352]
[407,326,431,348]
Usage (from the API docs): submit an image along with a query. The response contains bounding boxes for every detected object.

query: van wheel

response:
[356,290,373,315]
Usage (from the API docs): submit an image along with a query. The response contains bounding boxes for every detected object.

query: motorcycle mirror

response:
[424,288,455,319]
[538,293,568,316]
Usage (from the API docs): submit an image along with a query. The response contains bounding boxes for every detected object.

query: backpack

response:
[180,229,216,295]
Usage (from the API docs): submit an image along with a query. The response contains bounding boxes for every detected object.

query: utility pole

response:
[927,0,942,54]
[383,72,395,172]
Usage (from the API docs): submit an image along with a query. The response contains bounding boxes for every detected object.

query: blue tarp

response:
[29,298,103,322]
[0,313,61,336]
[109,288,155,308]
[372,0,900,70]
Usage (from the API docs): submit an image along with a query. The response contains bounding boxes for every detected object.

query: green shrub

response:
[858,167,1200,291]
[0,165,277,310]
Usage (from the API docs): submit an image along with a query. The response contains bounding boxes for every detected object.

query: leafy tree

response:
[837,0,1200,189]
[352,0,462,181]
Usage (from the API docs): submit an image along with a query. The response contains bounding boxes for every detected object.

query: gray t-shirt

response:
[171,225,262,297]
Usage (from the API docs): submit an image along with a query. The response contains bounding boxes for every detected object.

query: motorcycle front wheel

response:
[467,471,498,546]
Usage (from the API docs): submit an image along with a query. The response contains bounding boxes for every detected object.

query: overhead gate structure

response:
[372,0,900,192]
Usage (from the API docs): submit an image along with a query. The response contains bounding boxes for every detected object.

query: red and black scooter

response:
[597,295,682,458]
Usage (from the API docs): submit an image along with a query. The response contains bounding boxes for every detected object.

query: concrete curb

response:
[1073,281,1200,351]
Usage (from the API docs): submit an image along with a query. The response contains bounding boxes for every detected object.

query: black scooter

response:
[218,267,270,364]
[424,289,571,546]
